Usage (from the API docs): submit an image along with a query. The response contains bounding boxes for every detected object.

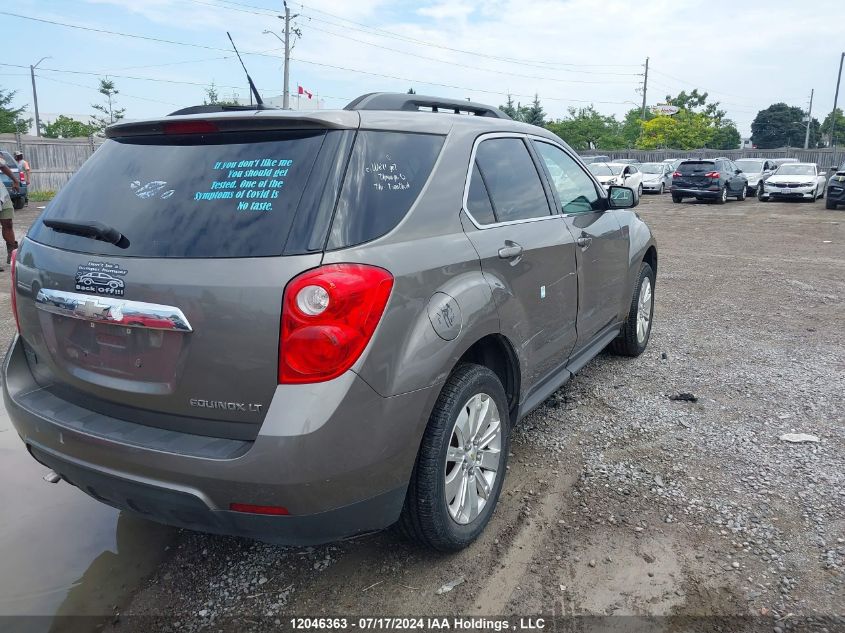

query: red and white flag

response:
[297,85,313,99]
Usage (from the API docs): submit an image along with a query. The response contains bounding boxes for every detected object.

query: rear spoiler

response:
[105,110,360,138]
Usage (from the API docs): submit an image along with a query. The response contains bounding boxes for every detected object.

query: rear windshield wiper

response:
[42,219,129,248]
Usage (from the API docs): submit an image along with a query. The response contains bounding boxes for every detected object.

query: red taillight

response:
[279,264,394,384]
[18,172,25,185]
[229,503,290,516]
[672,171,682,178]
[705,171,721,179]
[163,120,219,135]
[10,248,20,332]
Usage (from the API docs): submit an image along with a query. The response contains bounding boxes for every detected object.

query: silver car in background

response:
[639,162,672,194]
[734,158,778,197]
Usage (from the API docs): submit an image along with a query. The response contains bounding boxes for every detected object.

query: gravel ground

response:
[4,194,844,632]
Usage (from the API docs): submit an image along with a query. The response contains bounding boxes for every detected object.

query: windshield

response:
[588,163,622,176]
[735,160,763,173]
[640,163,664,174]
[776,164,815,176]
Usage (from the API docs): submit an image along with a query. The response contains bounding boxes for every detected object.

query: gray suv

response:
[4,93,657,551]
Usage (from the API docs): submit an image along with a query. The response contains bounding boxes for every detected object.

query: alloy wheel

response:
[445,393,502,525]
[636,276,653,345]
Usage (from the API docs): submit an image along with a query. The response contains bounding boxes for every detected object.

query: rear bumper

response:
[4,336,437,544]
[671,187,720,199]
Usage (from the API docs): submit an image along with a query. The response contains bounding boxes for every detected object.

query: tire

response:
[12,197,24,210]
[757,182,764,200]
[659,183,665,195]
[827,198,838,210]
[637,184,643,199]
[715,186,728,205]
[672,194,682,203]
[398,363,510,551]
[807,187,818,203]
[608,262,655,357]
[737,185,747,201]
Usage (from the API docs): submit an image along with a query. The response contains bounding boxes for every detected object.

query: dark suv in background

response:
[827,161,845,209]
[5,93,656,551]
[671,158,748,204]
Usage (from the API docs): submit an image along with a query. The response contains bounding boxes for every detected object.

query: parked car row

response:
[826,161,845,210]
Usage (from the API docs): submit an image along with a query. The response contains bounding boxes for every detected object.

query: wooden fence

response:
[0,133,103,193]
[580,147,845,167]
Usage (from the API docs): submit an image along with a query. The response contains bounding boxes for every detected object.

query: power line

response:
[179,0,641,73]
[36,75,181,106]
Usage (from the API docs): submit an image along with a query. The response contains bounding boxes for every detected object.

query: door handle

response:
[576,236,592,249]
[497,241,523,259]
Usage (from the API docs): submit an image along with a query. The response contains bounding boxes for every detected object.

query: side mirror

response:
[735,169,742,174]
[607,186,636,209]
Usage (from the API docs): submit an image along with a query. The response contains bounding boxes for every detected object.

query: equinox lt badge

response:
[189,398,263,413]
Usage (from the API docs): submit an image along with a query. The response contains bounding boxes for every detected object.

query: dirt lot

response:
[2,193,843,632]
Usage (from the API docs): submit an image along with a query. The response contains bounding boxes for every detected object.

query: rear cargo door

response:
[16,127,353,439]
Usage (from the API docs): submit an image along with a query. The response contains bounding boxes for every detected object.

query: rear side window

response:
[466,163,497,225]
[29,131,329,258]
[327,131,444,249]
[474,137,550,223]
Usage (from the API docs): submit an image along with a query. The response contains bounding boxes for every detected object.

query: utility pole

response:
[803,88,814,150]
[283,1,291,109]
[830,52,844,151]
[641,57,649,120]
[29,56,50,137]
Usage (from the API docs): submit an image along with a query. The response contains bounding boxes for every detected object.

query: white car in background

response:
[734,158,778,198]
[760,163,827,202]
[588,162,644,198]
[639,162,672,194]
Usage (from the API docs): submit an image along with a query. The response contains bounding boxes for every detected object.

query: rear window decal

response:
[131,180,175,200]
[366,153,411,192]
[195,158,295,212]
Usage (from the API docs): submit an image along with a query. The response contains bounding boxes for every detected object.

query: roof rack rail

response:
[167,104,279,116]
[345,92,511,120]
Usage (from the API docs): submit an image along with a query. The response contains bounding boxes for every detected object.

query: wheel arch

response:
[453,333,521,422]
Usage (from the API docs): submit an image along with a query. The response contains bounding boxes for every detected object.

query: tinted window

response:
[467,162,496,225]
[30,131,328,258]
[680,161,715,174]
[533,141,602,215]
[328,131,444,248]
[474,137,550,222]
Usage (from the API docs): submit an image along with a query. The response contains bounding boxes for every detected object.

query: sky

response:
[1,0,843,138]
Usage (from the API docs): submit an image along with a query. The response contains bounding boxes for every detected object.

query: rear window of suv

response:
[29,130,329,258]
[679,161,716,173]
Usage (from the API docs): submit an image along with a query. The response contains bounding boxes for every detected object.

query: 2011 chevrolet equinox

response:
[4,93,657,551]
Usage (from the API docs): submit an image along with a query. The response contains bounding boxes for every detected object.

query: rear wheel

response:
[715,186,728,205]
[672,194,683,203]
[12,197,24,210]
[399,364,510,551]
[609,262,655,357]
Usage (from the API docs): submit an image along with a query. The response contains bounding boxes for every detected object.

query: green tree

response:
[203,82,241,106]
[546,106,624,150]
[42,115,97,138]
[520,93,546,126]
[751,103,818,148]
[821,108,845,147]
[499,94,518,119]
[406,87,416,95]
[0,87,32,134]
[90,78,126,133]
[636,90,741,150]
[619,108,654,147]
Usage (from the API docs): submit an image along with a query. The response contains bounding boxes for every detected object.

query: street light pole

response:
[29,56,51,137]
[830,52,844,150]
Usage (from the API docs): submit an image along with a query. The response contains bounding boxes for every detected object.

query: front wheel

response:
[609,262,655,357]
[737,185,747,201]
[672,194,683,203]
[807,187,818,203]
[757,182,765,200]
[638,183,643,199]
[659,183,665,195]
[827,198,838,210]
[399,364,510,551]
